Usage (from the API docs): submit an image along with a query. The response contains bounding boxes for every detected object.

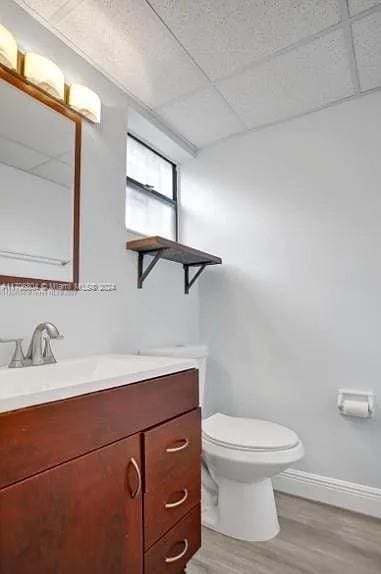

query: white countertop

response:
[0,354,197,414]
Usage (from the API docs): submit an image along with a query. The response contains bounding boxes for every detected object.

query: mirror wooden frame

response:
[0,64,81,291]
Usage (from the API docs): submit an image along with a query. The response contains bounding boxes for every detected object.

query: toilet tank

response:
[139,345,208,405]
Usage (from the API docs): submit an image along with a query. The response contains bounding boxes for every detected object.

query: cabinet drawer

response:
[144,468,200,549]
[0,369,198,489]
[144,408,201,492]
[145,505,201,574]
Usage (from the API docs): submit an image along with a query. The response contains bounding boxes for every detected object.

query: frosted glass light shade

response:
[0,24,18,70]
[69,84,101,123]
[24,53,65,100]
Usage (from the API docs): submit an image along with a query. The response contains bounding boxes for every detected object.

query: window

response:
[126,134,178,240]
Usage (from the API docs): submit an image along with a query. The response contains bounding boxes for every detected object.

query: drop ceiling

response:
[0,75,74,187]
[14,0,381,151]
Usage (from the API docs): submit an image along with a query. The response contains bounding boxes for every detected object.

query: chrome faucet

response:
[1,322,63,368]
[25,322,63,366]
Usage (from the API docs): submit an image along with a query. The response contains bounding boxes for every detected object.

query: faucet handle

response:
[0,338,25,368]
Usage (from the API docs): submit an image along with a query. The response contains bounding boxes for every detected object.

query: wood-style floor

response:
[187,493,381,574]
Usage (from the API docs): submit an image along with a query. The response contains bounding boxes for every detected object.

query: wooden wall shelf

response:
[127,236,222,294]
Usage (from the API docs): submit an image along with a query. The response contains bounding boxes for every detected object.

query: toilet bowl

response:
[139,345,304,542]
[202,413,304,541]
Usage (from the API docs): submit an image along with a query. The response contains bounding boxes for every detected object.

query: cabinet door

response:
[0,435,143,574]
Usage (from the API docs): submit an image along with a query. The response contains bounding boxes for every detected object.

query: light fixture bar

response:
[0,24,101,124]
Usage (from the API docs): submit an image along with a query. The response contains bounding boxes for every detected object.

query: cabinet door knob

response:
[165,488,188,509]
[165,438,189,453]
[128,457,142,499]
[165,539,189,563]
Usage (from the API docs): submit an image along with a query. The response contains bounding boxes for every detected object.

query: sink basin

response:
[0,353,196,413]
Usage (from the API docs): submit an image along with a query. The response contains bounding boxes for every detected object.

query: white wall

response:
[0,0,199,366]
[181,92,381,489]
[3,0,380,495]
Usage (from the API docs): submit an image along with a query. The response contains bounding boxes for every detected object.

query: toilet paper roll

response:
[341,399,369,418]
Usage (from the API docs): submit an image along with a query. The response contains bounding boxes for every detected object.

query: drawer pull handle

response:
[165,488,189,509]
[128,457,142,499]
[166,438,189,453]
[165,538,189,563]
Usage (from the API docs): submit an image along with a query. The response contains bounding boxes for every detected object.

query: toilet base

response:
[202,477,280,542]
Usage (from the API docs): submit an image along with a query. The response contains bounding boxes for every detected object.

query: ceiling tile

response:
[148,0,341,80]
[352,11,381,90]
[54,0,206,108]
[157,88,243,147]
[348,0,381,15]
[0,135,48,171]
[217,29,354,129]
[31,159,73,188]
[20,0,70,20]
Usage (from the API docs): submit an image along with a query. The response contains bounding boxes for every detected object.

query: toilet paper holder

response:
[337,389,375,417]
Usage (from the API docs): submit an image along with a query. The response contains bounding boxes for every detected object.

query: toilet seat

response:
[202,413,299,452]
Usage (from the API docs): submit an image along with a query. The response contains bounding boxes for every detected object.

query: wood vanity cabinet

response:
[0,369,201,574]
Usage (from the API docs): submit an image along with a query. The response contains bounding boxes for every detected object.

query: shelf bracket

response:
[183,263,207,294]
[137,250,163,289]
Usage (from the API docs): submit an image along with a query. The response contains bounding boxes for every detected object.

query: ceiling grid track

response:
[213,21,345,86]
[13,0,381,150]
[143,0,248,131]
[154,16,346,114]
[146,1,381,134]
[339,0,362,94]
[49,0,85,25]
[202,84,381,151]
[154,14,347,115]
[214,3,381,86]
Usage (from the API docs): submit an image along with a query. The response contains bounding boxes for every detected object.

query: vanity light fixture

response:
[0,24,18,70]
[68,83,101,124]
[0,25,102,124]
[24,53,65,100]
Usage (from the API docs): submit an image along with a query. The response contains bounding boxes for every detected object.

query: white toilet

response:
[139,345,304,542]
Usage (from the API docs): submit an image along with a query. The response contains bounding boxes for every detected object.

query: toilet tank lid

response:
[202,413,300,451]
[139,344,208,359]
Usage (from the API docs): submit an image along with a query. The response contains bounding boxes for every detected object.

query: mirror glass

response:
[0,75,77,285]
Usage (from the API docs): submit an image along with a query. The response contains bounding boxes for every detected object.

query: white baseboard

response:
[273,469,381,519]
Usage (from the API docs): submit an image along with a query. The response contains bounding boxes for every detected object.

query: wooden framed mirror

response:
[0,65,81,290]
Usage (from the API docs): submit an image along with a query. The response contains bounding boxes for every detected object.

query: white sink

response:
[0,353,197,413]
